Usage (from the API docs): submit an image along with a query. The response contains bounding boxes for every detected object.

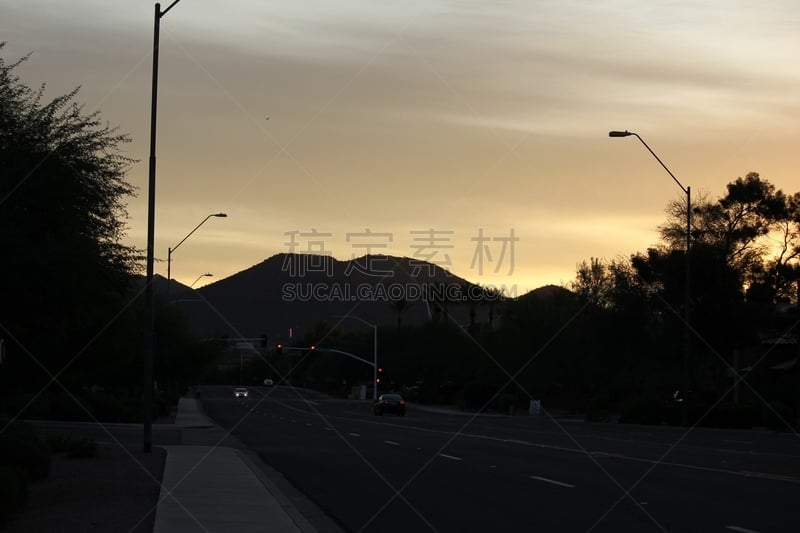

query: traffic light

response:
[376,366,383,384]
[260,334,268,348]
[309,345,316,352]
[276,343,283,355]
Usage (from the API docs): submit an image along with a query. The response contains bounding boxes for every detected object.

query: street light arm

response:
[629,133,688,196]
[190,272,213,288]
[160,0,182,18]
[334,314,376,331]
[170,212,227,254]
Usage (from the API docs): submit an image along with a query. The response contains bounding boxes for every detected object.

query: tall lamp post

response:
[190,272,213,288]
[166,212,227,302]
[609,130,691,426]
[334,315,378,401]
[144,0,183,454]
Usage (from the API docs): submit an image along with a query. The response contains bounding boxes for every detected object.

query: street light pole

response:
[166,213,227,302]
[334,315,378,401]
[144,0,183,454]
[609,130,691,426]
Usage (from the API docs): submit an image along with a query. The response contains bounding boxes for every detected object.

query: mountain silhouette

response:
[169,253,503,341]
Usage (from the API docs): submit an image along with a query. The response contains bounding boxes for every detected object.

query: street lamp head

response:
[213,212,227,218]
[609,130,634,138]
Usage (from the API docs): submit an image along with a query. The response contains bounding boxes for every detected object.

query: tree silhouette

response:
[1,45,140,390]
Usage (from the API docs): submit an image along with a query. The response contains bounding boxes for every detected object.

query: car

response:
[263,378,274,386]
[374,393,406,416]
[233,387,249,398]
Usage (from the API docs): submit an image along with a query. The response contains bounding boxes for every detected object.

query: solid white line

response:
[725,526,761,533]
[349,432,361,437]
[530,475,575,488]
[384,440,400,446]
[439,454,462,461]
[323,427,333,431]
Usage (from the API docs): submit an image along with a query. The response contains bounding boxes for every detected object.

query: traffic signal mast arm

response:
[277,345,375,367]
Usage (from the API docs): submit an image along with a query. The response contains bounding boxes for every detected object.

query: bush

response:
[763,401,794,431]
[0,465,28,522]
[2,391,92,422]
[495,393,519,415]
[48,391,92,422]
[705,404,757,429]
[3,393,51,420]
[462,382,498,410]
[67,437,99,459]
[46,433,73,453]
[585,393,613,422]
[0,420,51,482]
[85,391,139,423]
[618,397,664,425]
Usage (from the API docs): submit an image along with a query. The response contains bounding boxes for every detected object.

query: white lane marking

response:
[439,454,462,461]
[723,440,753,445]
[324,427,333,431]
[384,440,400,446]
[349,432,361,437]
[725,526,761,533]
[529,475,575,488]
[306,423,313,427]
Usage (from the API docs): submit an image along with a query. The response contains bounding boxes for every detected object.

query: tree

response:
[388,298,412,332]
[0,45,140,391]
[659,172,797,302]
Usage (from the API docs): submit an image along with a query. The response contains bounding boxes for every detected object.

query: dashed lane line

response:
[529,475,575,488]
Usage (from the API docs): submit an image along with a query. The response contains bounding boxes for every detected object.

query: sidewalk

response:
[154,395,339,533]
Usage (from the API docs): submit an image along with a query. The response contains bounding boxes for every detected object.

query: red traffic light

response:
[309,345,316,351]
[377,367,383,373]
[276,343,283,354]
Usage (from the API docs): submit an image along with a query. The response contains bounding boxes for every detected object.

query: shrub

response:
[85,391,139,423]
[699,403,758,429]
[46,433,74,453]
[0,465,28,522]
[48,391,92,422]
[763,401,793,431]
[495,393,518,415]
[618,397,664,425]
[0,421,51,482]
[585,393,613,422]
[3,393,51,420]
[67,437,99,459]
[462,382,498,410]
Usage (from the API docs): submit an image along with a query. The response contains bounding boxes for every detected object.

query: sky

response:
[3,0,799,295]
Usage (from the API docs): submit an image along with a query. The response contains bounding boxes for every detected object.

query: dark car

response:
[374,393,406,416]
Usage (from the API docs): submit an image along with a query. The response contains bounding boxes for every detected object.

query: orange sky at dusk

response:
[3,1,799,294]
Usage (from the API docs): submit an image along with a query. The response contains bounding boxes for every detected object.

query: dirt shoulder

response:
[4,442,167,533]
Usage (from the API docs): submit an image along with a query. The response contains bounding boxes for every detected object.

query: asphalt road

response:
[199,385,800,533]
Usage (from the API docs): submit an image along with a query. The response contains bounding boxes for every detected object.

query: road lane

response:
[200,386,798,532]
